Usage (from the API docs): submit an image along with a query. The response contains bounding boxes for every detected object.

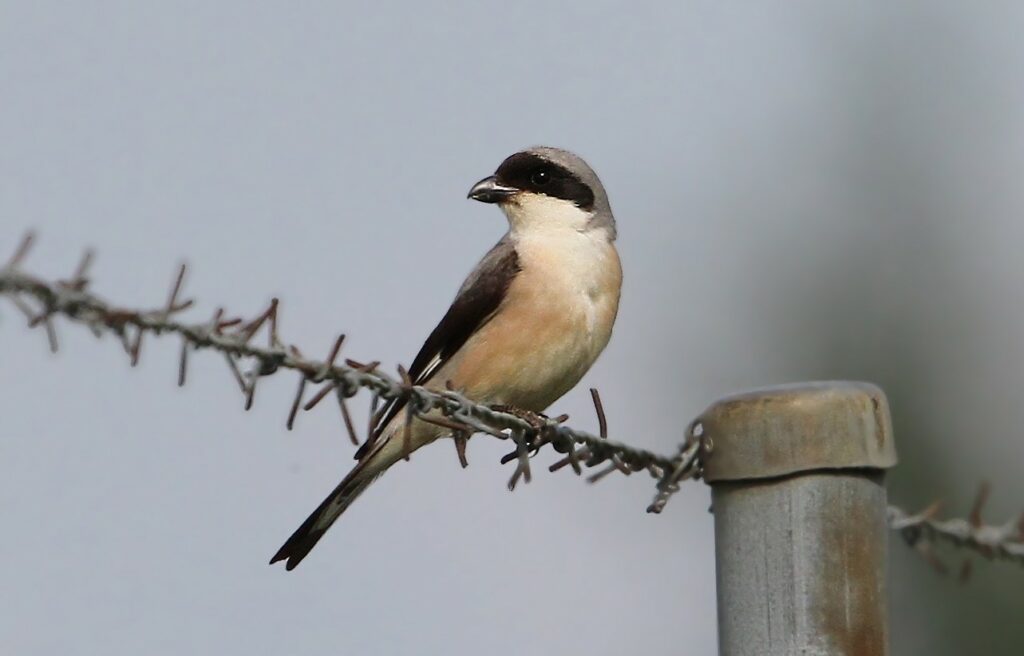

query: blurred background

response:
[2,2,1023,654]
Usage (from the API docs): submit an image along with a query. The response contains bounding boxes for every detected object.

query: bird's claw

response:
[489,404,548,432]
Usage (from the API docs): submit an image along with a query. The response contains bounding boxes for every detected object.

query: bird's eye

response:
[530,169,550,186]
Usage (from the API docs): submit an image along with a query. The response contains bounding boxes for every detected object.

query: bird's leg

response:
[489,404,549,453]
[491,405,559,470]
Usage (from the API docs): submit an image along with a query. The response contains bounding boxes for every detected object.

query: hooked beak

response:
[467,175,518,203]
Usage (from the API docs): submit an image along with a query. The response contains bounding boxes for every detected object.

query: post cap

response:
[698,381,897,483]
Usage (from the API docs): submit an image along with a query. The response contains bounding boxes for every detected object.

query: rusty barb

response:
[2,231,1023,572]
[0,232,703,512]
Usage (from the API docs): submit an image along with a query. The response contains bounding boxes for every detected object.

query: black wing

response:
[353,238,521,460]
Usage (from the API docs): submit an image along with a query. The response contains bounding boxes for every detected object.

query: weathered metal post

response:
[700,381,898,656]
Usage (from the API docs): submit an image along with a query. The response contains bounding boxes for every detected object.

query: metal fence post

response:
[700,381,898,656]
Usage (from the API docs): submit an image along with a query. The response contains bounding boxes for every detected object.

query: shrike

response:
[271,146,622,569]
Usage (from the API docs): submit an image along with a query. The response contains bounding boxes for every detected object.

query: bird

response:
[270,146,622,570]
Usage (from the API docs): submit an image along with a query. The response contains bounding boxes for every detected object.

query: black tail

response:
[270,468,375,570]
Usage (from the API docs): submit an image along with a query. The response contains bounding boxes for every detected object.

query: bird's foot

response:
[488,404,548,432]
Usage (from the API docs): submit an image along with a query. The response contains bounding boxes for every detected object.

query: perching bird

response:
[271,146,622,569]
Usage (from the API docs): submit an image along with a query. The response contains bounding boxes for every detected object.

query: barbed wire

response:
[890,483,1024,575]
[0,232,705,513]
[2,232,1022,572]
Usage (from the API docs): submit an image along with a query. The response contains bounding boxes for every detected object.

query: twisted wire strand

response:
[0,234,704,514]
[3,232,1022,571]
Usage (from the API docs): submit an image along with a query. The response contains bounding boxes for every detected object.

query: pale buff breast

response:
[442,227,622,411]
[371,228,621,466]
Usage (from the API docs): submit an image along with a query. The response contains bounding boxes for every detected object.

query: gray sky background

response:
[3,3,1024,654]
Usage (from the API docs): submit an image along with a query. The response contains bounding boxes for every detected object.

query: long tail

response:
[270,465,379,570]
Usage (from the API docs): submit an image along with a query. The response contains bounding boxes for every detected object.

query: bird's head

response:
[468,146,615,239]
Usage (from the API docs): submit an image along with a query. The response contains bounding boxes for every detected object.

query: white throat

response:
[501,193,594,236]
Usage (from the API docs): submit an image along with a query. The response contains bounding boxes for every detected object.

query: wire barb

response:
[334,387,360,446]
[287,376,307,431]
[178,338,190,387]
[4,231,35,270]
